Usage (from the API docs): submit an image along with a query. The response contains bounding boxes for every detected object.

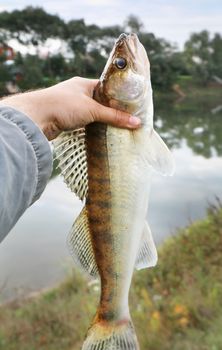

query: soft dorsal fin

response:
[53,129,88,200]
[68,207,99,278]
[135,221,158,270]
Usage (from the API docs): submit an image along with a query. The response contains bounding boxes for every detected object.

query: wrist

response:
[0,89,59,140]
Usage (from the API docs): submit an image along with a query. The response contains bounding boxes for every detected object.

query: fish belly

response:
[86,123,151,322]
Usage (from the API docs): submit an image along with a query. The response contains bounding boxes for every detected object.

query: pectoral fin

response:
[68,207,99,278]
[135,221,158,270]
[136,129,175,176]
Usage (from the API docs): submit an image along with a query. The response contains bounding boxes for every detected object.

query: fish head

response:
[95,33,153,122]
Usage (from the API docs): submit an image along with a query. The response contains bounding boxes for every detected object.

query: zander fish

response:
[54,33,174,350]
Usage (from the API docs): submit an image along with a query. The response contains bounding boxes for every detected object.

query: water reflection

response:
[0,93,222,302]
[154,93,222,158]
[0,178,81,302]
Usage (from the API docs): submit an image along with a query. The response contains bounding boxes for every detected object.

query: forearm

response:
[0,106,52,241]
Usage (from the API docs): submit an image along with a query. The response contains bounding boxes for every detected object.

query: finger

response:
[93,102,141,129]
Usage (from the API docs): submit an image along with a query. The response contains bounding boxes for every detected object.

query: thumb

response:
[92,101,141,129]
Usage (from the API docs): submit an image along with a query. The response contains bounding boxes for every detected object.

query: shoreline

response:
[1,205,222,349]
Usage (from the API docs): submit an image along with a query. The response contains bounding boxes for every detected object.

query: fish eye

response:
[114,57,127,69]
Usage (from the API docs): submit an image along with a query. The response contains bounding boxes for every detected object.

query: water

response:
[0,92,221,302]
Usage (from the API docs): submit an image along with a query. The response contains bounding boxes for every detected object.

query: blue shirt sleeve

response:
[0,106,52,242]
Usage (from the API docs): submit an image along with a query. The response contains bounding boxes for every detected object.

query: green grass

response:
[1,204,222,350]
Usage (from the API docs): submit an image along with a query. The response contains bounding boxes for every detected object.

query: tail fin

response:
[82,319,139,350]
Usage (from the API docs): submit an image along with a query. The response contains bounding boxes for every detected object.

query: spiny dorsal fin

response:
[68,207,99,278]
[53,129,88,200]
[135,221,158,270]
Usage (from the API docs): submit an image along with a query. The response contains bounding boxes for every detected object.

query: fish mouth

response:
[115,33,139,60]
[117,33,128,42]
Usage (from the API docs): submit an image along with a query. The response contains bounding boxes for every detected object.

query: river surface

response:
[0,91,222,302]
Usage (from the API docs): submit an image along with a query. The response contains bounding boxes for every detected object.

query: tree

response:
[14,55,45,90]
[43,54,67,79]
[211,33,222,78]
[0,7,66,46]
[1,7,208,91]
[66,19,88,55]
[124,15,143,34]
[184,31,222,84]
[139,33,184,89]
[0,58,11,95]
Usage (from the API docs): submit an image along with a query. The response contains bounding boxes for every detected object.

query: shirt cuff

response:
[0,106,53,203]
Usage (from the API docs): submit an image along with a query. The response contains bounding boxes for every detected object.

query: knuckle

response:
[90,103,100,122]
[73,76,81,81]
[115,110,124,125]
[72,76,83,85]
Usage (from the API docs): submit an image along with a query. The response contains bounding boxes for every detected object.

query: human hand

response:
[0,77,141,140]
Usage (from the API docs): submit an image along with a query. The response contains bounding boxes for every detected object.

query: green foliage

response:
[124,15,144,34]
[0,7,221,93]
[0,58,11,95]
[184,30,222,85]
[42,54,68,80]
[15,55,45,89]
[132,204,222,350]
[0,7,66,45]
[154,85,222,158]
[0,8,189,92]
[1,205,222,349]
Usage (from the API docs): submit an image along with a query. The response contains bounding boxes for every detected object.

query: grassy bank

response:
[1,205,222,350]
[155,77,222,103]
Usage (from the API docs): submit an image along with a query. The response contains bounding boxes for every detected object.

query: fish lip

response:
[115,33,138,60]
[125,38,136,60]
[116,33,128,42]
[116,32,138,43]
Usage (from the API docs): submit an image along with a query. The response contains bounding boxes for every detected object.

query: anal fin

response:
[135,221,158,270]
[68,206,99,278]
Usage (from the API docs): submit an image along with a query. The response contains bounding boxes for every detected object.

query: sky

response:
[0,0,222,49]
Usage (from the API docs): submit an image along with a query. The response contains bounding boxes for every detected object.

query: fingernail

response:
[128,116,141,127]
